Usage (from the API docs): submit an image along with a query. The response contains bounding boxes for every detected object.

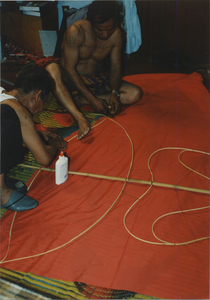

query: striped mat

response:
[0,268,155,299]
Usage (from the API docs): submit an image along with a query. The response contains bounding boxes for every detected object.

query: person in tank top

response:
[1,62,67,212]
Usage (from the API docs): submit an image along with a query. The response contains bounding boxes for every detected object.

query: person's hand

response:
[91,97,109,115]
[109,93,122,115]
[49,134,67,151]
[38,130,58,142]
[58,138,67,151]
[55,136,67,151]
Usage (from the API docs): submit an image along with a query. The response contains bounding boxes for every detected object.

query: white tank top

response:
[0,87,18,103]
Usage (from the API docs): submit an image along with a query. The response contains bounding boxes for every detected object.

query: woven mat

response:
[0,268,155,299]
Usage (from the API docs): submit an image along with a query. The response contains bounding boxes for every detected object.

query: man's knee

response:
[130,86,143,104]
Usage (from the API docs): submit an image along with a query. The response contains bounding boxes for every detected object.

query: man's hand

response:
[38,130,58,142]
[109,93,122,115]
[49,135,67,151]
[39,131,67,151]
[56,137,67,151]
[91,97,109,115]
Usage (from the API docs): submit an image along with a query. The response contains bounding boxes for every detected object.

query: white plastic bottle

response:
[55,151,68,185]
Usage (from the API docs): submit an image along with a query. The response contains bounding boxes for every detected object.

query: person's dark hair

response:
[87,0,120,26]
[14,61,52,100]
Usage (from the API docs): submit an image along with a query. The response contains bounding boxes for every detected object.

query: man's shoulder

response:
[65,20,90,41]
[67,19,91,34]
[65,20,92,46]
[110,27,123,45]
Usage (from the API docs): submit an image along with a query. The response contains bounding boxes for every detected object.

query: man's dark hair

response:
[14,62,52,100]
[87,0,120,26]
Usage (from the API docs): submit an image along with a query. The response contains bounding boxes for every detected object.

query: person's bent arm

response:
[61,25,108,114]
[20,109,67,166]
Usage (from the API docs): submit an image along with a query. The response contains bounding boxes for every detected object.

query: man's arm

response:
[109,28,123,115]
[61,24,108,114]
[19,108,66,166]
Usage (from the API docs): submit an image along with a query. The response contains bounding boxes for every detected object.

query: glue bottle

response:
[55,151,68,185]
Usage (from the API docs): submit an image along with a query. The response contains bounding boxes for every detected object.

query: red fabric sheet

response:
[53,112,74,126]
[1,73,209,299]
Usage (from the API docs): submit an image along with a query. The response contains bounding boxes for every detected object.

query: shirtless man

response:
[1,63,67,212]
[46,0,142,137]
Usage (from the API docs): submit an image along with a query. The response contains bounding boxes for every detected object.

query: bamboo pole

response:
[18,163,210,195]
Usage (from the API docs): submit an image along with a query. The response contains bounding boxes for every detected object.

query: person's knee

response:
[130,86,143,104]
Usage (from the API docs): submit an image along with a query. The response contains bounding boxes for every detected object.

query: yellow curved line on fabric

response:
[0,116,134,264]
[1,118,210,266]
[178,149,210,180]
[123,146,210,246]
[151,206,210,245]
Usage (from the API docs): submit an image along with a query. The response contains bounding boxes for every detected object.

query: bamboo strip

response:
[18,164,210,195]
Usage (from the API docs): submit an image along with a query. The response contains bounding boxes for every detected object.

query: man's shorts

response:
[44,59,111,97]
[63,72,111,97]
